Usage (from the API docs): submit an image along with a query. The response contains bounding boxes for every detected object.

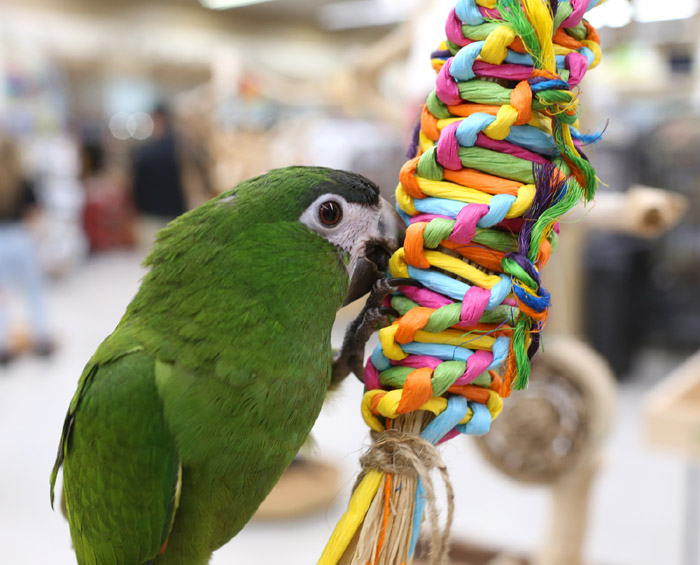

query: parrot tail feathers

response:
[50,362,102,509]
[158,460,183,556]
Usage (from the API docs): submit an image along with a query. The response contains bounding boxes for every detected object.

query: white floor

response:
[0,249,695,565]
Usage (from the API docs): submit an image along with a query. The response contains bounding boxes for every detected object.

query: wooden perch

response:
[585,185,687,238]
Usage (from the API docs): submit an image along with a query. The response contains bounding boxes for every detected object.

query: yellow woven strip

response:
[509,184,536,217]
[418,178,493,204]
[435,117,465,129]
[487,390,504,419]
[458,405,475,425]
[375,392,448,420]
[318,470,384,565]
[379,325,407,360]
[436,109,551,135]
[413,328,497,350]
[475,0,497,7]
[388,248,409,278]
[522,0,555,72]
[422,250,502,288]
[553,44,576,56]
[529,112,553,133]
[395,184,418,217]
[480,25,516,64]
[398,179,535,221]
[368,387,477,425]
[482,104,518,140]
[419,131,434,153]
[561,123,577,154]
[379,325,498,364]
[362,390,387,432]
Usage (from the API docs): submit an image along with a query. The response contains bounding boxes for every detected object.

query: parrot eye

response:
[319,201,342,226]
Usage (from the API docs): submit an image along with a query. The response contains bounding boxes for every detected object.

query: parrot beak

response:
[343,198,404,306]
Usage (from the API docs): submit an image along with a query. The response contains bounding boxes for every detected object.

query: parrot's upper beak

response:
[343,198,404,306]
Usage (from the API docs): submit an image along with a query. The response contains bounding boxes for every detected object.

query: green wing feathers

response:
[52,350,181,565]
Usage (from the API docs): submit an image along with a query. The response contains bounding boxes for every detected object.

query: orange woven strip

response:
[404,223,431,269]
[583,20,600,44]
[447,384,491,404]
[447,103,501,118]
[440,240,505,273]
[511,81,533,125]
[371,392,386,414]
[374,472,392,565]
[553,28,583,50]
[395,307,435,344]
[400,158,424,199]
[442,168,522,194]
[509,36,528,53]
[397,368,435,414]
[421,105,441,141]
[530,68,560,80]
[536,238,552,268]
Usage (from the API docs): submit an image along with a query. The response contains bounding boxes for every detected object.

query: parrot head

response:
[208,166,403,306]
[294,170,402,305]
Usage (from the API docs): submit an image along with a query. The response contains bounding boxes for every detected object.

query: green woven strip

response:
[417,147,445,180]
[458,147,536,183]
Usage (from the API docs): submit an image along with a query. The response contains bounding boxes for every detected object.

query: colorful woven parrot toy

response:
[321,0,603,562]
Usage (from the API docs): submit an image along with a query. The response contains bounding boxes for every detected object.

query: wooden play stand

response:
[644,349,700,565]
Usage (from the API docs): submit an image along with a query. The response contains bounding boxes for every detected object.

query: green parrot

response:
[50,166,403,565]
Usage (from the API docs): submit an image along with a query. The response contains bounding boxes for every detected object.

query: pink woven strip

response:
[435,58,462,105]
[398,355,443,370]
[401,285,454,309]
[455,349,493,384]
[364,358,382,390]
[565,51,588,87]
[473,61,531,81]
[445,8,469,47]
[436,121,463,170]
[451,203,489,244]
[460,286,491,325]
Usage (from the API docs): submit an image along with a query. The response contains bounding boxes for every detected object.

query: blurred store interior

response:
[1,0,699,564]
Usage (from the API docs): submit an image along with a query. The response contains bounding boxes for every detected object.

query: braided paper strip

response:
[321,1,601,563]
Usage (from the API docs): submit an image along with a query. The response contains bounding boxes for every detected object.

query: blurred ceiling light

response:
[128,112,155,141]
[110,112,155,141]
[634,0,699,22]
[199,0,273,10]
[586,0,633,28]
[109,112,131,141]
[319,0,420,30]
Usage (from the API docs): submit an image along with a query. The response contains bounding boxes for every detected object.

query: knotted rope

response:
[356,429,454,565]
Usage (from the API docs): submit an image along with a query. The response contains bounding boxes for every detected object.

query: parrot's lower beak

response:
[343,198,404,306]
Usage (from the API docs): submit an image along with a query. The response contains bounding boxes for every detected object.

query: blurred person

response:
[81,135,136,252]
[0,135,54,364]
[131,103,187,246]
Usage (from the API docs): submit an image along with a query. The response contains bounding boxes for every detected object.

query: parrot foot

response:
[331,277,419,387]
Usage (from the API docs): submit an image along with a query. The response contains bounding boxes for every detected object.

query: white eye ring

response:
[318,200,343,226]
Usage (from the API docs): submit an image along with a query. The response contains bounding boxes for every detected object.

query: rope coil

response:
[322,0,602,562]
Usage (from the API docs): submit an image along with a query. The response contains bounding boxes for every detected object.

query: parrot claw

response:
[378,306,400,318]
[385,277,422,287]
[331,277,413,387]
